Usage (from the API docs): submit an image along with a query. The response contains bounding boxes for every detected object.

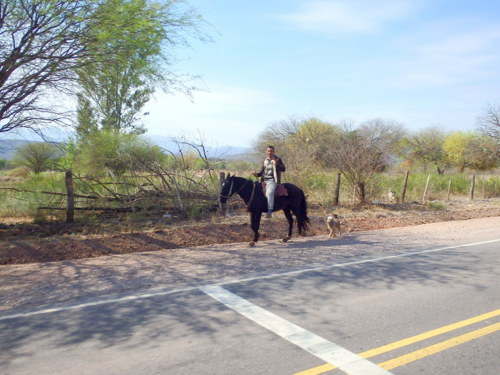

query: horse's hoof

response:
[249,241,255,247]
[282,236,291,243]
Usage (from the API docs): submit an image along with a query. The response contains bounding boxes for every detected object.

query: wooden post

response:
[482,176,486,199]
[401,170,409,203]
[470,175,475,201]
[446,178,452,201]
[219,171,226,215]
[422,173,431,202]
[333,172,341,206]
[65,170,74,223]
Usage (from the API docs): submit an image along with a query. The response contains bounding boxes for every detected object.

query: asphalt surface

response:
[1,225,499,374]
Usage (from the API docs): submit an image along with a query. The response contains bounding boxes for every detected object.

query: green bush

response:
[426,201,447,210]
[1,166,498,223]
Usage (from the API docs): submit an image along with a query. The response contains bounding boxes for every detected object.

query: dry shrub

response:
[7,167,30,178]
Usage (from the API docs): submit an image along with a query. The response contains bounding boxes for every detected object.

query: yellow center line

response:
[379,322,500,370]
[294,309,500,375]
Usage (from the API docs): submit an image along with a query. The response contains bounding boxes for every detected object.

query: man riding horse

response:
[252,145,286,219]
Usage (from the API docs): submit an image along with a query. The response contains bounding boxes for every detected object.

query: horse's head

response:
[219,173,236,205]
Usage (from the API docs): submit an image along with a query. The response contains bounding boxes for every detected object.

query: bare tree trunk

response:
[333,172,341,206]
[173,178,184,212]
[65,170,74,223]
[357,182,366,204]
[122,175,136,212]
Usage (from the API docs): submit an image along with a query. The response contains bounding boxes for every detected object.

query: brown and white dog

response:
[326,214,341,238]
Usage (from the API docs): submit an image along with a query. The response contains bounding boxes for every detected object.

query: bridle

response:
[219,178,250,201]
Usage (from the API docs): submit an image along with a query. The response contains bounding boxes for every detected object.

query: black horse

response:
[219,175,310,246]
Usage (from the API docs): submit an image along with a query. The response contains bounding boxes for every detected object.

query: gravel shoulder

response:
[1,199,499,313]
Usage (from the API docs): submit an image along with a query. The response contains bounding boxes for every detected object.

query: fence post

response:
[333,172,341,206]
[482,176,486,199]
[65,170,74,223]
[218,172,226,215]
[422,173,431,202]
[470,175,475,201]
[401,170,409,203]
[446,178,452,201]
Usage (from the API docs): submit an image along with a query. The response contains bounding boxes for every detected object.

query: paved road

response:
[1,230,499,374]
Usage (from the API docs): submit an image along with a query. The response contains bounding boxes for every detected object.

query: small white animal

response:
[326,214,342,239]
[388,189,396,203]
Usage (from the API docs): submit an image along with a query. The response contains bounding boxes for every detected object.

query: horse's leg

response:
[291,202,306,237]
[282,207,293,242]
[249,211,262,247]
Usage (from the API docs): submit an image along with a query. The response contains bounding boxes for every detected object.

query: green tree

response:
[291,118,342,168]
[402,127,448,174]
[76,130,166,177]
[76,0,208,136]
[254,117,341,173]
[76,130,139,176]
[12,142,62,174]
[0,0,97,134]
[444,131,499,172]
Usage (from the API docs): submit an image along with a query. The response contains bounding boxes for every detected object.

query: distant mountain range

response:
[0,137,253,160]
[144,135,252,159]
[0,139,34,160]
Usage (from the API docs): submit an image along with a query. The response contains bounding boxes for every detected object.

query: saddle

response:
[261,182,288,197]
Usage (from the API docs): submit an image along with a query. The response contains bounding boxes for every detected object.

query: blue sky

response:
[143,0,500,148]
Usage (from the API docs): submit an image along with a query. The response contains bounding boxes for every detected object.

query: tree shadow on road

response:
[0,231,497,368]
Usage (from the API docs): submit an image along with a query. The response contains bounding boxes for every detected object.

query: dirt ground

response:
[1,198,499,265]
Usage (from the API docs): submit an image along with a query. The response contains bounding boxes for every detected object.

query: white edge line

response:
[200,285,393,375]
[0,286,198,321]
[1,238,499,321]
[210,238,500,287]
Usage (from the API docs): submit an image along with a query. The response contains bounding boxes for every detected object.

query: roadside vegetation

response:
[1,117,499,227]
[0,1,499,232]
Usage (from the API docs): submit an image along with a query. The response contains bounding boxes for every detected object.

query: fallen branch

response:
[0,187,99,200]
[38,206,137,212]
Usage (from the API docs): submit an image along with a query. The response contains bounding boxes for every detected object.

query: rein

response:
[247,181,257,209]
[219,178,250,200]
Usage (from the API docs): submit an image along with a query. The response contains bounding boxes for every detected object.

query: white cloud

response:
[279,0,422,34]
[420,27,500,55]
[393,26,500,87]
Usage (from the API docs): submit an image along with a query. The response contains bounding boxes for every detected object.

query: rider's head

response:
[266,145,275,159]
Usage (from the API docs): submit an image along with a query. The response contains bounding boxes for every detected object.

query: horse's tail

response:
[297,189,310,233]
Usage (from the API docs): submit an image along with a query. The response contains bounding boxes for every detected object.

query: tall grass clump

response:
[446,174,470,196]
[0,171,66,219]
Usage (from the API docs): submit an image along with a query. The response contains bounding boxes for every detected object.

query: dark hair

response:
[267,145,275,150]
